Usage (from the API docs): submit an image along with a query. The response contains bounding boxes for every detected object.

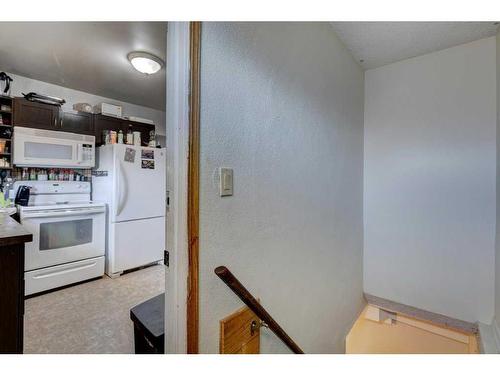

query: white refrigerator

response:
[92,144,166,277]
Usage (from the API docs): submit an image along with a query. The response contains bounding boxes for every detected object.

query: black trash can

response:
[130,293,165,354]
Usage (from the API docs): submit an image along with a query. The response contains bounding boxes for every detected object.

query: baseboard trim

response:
[364,293,478,334]
[477,321,500,353]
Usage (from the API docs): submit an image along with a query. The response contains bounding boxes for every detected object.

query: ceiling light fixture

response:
[127,51,164,75]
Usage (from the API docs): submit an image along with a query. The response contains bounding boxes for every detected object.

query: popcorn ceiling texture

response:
[198,22,365,353]
[331,22,498,70]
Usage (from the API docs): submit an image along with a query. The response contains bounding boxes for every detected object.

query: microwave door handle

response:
[77,144,83,164]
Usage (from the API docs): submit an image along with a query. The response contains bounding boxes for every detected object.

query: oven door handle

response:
[32,261,98,279]
[22,207,105,219]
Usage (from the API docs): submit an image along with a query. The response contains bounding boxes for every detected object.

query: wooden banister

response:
[214,266,304,354]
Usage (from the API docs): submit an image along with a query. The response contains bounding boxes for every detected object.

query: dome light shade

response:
[127,51,164,75]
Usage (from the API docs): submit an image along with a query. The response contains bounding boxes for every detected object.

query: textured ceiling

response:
[331,22,499,70]
[0,22,167,110]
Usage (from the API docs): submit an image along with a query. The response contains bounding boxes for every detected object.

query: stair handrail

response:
[214,265,304,354]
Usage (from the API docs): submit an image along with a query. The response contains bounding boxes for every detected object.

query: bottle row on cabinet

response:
[102,128,156,147]
[12,167,92,182]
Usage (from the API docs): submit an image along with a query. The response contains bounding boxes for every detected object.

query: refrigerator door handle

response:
[115,160,122,217]
[116,161,128,217]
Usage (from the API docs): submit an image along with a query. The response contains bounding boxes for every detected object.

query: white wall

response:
[199,22,365,353]
[1,70,166,135]
[495,29,500,342]
[364,37,497,324]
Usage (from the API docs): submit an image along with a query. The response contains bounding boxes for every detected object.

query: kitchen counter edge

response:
[0,214,33,247]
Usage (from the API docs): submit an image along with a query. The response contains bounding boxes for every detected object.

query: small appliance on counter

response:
[11,180,106,296]
[93,144,166,277]
[14,185,30,206]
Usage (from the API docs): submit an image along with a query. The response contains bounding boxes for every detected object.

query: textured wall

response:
[1,70,166,135]
[495,29,500,333]
[198,22,365,353]
[364,37,497,323]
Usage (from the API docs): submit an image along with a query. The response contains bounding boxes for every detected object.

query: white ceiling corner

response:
[330,22,499,70]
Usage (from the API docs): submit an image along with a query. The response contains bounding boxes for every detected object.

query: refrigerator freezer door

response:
[112,144,166,223]
[108,216,165,275]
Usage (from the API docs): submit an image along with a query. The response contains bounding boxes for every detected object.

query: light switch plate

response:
[219,168,233,197]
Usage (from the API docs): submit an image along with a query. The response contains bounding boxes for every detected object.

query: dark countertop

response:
[0,214,33,247]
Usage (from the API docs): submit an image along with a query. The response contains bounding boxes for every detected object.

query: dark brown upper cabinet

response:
[13,98,60,131]
[93,114,128,145]
[60,111,94,135]
[14,98,93,136]
[93,114,155,146]
[13,98,156,144]
[128,121,155,147]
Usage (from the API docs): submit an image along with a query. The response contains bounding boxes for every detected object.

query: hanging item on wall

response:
[0,72,13,96]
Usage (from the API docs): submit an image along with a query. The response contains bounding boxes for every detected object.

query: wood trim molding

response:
[187,21,201,354]
[364,293,478,334]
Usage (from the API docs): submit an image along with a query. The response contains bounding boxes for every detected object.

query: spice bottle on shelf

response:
[148,130,156,147]
[109,131,117,144]
[103,130,110,145]
[118,130,124,144]
[37,169,48,181]
[126,127,133,145]
[29,168,37,180]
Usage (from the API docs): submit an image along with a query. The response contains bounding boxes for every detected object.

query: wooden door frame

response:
[187,21,201,354]
[165,21,201,354]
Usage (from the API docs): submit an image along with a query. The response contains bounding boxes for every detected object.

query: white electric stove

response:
[11,181,106,295]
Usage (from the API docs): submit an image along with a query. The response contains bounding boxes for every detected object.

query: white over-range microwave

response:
[13,126,95,168]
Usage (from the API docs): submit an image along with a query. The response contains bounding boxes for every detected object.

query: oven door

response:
[21,206,106,271]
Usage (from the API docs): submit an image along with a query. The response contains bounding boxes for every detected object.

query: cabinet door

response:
[13,98,60,130]
[60,112,94,135]
[0,244,24,353]
[93,114,127,145]
[129,122,155,146]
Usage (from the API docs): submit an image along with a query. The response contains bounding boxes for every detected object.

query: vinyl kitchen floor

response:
[24,264,165,354]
